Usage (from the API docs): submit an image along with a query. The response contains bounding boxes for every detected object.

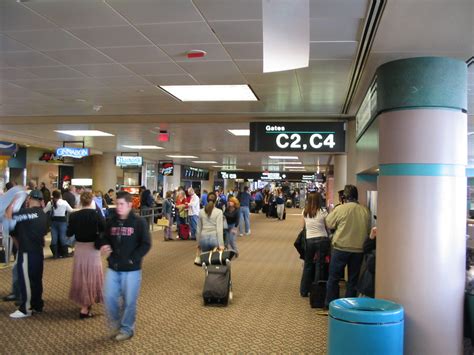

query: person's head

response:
[343,185,358,202]
[338,190,345,204]
[203,189,208,194]
[165,191,173,199]
[75,186,84,194]
[188,187,194,196]
[178,190,185,199]
[95,190,103,198]
[5,182,14,191]
[28,189,43,207]
[178,186,184,192]
[80,191,94,208]
[107,189,114,195]
[205,192,217,217]
[115,191,133,218]
[228,197,240,209]
[52,190,61,200]
[28,180,37,191]
[304,192,323,218]
[40,182,46,189]
[244,186,249,192]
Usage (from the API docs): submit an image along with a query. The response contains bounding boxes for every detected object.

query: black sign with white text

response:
[250,122,345,153]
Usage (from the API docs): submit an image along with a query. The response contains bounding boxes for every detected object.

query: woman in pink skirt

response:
[67,192,105,318]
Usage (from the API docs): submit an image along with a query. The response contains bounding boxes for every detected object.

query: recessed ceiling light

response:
[192,160,218,164]
[159,85,258,102]
[269,156,299,160]
[167,155,198,159]
[123,145,163,150]
[284,166,306,170]
[227,129,250,136]
[55,130,114,137]
[288,169,307,172]
[265,161,302,165]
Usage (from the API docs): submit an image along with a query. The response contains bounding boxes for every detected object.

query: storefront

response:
[181,165,210,192]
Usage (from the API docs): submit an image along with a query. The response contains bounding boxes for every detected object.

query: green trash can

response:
[328,298,404,355]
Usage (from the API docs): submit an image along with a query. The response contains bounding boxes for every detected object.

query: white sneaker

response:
[9,310,31,319]
[245,230,251,236]
[115,332,133,341]
[239,234,243,237]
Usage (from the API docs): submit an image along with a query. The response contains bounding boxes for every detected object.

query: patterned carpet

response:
[0,210,328,354]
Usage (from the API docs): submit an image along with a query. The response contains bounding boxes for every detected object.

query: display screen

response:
[116,156,143,167]
[249,122,345,153]
[159,160,174,176]
[181,166,209,181]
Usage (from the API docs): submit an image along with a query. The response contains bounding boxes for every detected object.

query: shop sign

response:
[250,122,345,152]
[56,147,89,159]
[116,156,143,167]
[220,172,237,179]
[39,152,64,163]
[159,160,174,176]
[0,141,18,157]
[356,77,378,140]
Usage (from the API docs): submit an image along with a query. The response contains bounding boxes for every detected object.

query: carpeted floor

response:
[0,210,328,354]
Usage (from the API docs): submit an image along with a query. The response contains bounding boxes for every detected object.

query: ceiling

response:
[0,0,368,117]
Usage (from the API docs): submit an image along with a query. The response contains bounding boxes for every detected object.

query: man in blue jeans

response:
[321,185,371,314]
[187,188,200,240]
[237,186,253,236]
[100,191,151,341]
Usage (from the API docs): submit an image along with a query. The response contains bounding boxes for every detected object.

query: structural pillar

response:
[163,164,181,193]
[200,170,215,193]
[92,153,117,193]
[332,154,347,203]
[376,57,467,354]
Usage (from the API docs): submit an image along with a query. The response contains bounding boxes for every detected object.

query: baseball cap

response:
[29,189,44,200]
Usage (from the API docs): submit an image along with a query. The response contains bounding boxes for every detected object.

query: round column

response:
[376,57,467,354]
[92,153,117,193]
[332,154,347,202]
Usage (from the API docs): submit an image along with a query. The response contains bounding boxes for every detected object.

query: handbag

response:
[294,228,306,260]
[157,217,169,227]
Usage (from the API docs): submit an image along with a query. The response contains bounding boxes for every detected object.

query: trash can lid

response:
[329,298,404,324]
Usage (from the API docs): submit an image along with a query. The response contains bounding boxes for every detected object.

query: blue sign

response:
[56,147,90,159]
[0,141,18,157]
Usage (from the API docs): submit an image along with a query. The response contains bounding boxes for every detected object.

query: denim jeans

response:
[164,214,174,240]
[199,235,219,252]
[189,215,199,240]
[225,223,238,253]
[104,269,142,336]
[325,249,364,307]
[239,206,250,234]
[50,221,68,249]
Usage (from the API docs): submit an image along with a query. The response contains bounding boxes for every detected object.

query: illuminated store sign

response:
[56,147,89,159]
[250,122,345,152]
[116,156,143,167]
[159,160,174,176]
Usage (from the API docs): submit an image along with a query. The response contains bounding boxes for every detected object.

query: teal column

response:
[375,57,467,355]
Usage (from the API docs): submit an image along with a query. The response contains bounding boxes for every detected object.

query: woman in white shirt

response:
[44,190,73,258]
[300,192,329,297]
[196,192,224,252]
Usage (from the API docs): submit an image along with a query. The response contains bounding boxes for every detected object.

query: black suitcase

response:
[203,264,232,306]
[310,239,331,308]
[310,281,327,308]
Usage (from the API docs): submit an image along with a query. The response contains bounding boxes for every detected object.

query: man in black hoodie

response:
[100,191,151,341]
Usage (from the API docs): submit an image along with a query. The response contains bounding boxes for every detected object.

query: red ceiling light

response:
[187,50,207,59]
[158,131,170,142]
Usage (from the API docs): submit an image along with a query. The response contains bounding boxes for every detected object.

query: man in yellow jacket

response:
[325,185,371,308]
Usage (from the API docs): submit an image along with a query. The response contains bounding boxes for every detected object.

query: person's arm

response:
[43,201,51,213]
[99,220,113,254]
[131,218,152,263]
[217,212,224,249]
[235,208,241,227]
[325,208,339,230]
[64,200,74,213]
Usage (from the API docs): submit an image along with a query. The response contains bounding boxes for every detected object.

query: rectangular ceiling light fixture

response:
[123,145,164,150]
[262,0,309,73]
[55,130,114,137]
[227,129,250,136]
[159,85,258,102]
[192,160,218,164]
[166,155,198,159]
[284,166,306,170]
[265,161,302,165]
[269,156,299,160]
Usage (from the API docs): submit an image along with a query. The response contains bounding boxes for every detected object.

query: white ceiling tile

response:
[70,26,150,48]
[194,0,262,21]
[25,66,87,79]
[235,60,263,74]
[5,29,89,51]
[224,43,262,60]
[117,86,168,97]
[97,76,152,87]
[0,34,32,52]
[137,22,218,45]
[193,73,247,85]
[106,0,202,24]
[245,72,298,85]
[310,42,358,59]
[210,21,262,43]
[24,1,128,28]
[32,88,91,98]
[12,78,106,90]
[310,0,369,19]
[70,64,135,77]
[0,68,39,80]
[297,59,352,74]
[43,49,114,65]
[98,46,170,63]
[178,61,241,76]
[143,75,198,85]
[310,18,362,41]
[0,2,56,31]
[0,51,61,68]
[161,44,231,62]
[124,62,186,76]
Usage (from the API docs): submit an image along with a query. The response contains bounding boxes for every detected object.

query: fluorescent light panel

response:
[159,85,258,102]
[265,162,302,165]
[55,130,113,137]
[269,156,299,160]
[192,160,218,164]
[166,155,198,159]
[123,145,163,150]
[227,129,250,136]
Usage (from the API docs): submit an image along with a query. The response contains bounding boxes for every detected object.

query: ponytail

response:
[205,200,215,217]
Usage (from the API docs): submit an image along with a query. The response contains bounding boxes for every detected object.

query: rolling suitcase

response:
[179,224,190,240]
[203,264,232,306]
[310,240,331,308]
